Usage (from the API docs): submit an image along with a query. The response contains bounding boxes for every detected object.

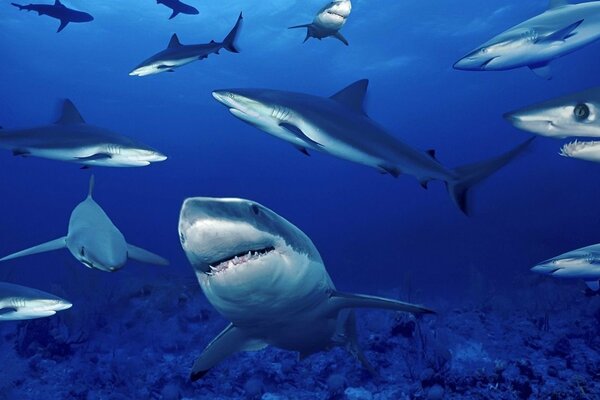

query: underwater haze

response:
[1,0,600,399]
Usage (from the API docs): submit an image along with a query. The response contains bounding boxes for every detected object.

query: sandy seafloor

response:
[0,275,599,400]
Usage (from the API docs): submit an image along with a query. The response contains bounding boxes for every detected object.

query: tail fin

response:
[11,3,25,10]
[447,137,535,215]
[222,12,243,53]
[288,23,313,43]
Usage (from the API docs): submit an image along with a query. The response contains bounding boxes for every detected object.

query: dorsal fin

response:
[168,34,182,48]
[330,79,369,114]
[56,99,85,125]
[549,0,569,9]
[88,175,95,198]
[54,0,62,5]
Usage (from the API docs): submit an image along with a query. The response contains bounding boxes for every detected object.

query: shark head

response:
[454,35,529,71]
[178,197,329,322]
[0,283,72,321]
[69,226,128,272]
[129,61,166,77]
[315,0,352,30]
[504,89,600,138]
[532,244,600,280]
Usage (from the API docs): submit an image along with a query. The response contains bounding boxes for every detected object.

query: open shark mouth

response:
[560,140,600,157]
[207,246,276,275]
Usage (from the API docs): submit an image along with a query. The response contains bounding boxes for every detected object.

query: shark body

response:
[178,197,434,380]
[454,0,600,79]
[156,0,198,20]
[212,79,534,215]
[0,282,72,321]
[11,0,93,32]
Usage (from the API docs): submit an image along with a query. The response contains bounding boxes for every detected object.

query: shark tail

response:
[222,12,243,53]
[11,3,26,10]
[446,137,535,216]
[288,23,313,43]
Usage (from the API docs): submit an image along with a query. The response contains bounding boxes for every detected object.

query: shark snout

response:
[212,90,232,106]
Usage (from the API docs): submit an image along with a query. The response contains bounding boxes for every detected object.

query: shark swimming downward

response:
[212,79,534,215]
[11,0,93,33]
[130,12,243,77]
[178,197,435,380]
[0,282,72,321]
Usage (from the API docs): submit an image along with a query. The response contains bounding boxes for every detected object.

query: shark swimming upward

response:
[0,282,72,321]
[129,12,243,77]
[505,87,600,163]
[454,0,600,79]
[0,176,169,272]
[289,0,352,45]
[11,0,93,33]
[0,99,167,168]
[178,197,434,380]
[532,243,600,292]
[212,79,534,215]
[156,0,198,20]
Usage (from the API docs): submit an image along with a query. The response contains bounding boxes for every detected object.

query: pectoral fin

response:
[279,122,323,148]
[76,153,112,161]
[127,244,169,266]
[529,63,552,80]
[333,31,349,46]
[0,237,67,262]
[327,290,435,316]
[294,145,310,156]
[585,280,599,291]
[168,9,179,19]
[540,19,583,42]
[191,323,266,381]
[57,19,69,33]
[379,164,401,178]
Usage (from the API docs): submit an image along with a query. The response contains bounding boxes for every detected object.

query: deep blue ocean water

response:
[1,1,600,399]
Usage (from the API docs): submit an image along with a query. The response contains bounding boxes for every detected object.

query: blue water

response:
[1,0,600,399]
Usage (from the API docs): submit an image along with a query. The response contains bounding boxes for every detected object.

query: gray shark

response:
[0,99,167,168]
[156,0,198,20]
[0,282,72,321]
[11,0,93,33]
[178,197,434,380]
[504,87,600,163]
[289,0,351,45]
[0,176,169,272]
[129,12,243,77]
[532,243,600,292]
[453,0,600,79]
[212,79,534,215]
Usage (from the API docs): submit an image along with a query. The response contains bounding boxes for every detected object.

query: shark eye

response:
[574,104,590,121]
[480,47,488,54]
[251,204,260,215]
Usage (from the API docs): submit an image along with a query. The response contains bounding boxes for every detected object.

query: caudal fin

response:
[222,12,243,53]
[11,3,25,10]
[447,137,535,215]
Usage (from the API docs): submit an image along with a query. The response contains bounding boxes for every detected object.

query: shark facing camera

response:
[179,197,434,381]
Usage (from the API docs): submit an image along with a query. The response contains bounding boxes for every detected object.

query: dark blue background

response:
[1,0,600,306]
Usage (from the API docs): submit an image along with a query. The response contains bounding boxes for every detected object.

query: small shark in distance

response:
[178,197,434,380]
[0,176,169,272]
[504,87,600,163]
[0,282,72,321]
[156,0,198,20]
[532,243,600,292]
[454,0,600,79]
[212,79,534,215]
[129,12,243,77]
[11,0,93,33]
[0,99,167,168]
[289,0,352,45]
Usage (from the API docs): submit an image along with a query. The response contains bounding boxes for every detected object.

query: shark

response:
[11,0,93,33]
[532,243,600,292]
[156,0,198,20]
[289,0,352,45]
[0,99,167,168]
[0,282,72,321]
[0,176,169,272]
[504,87,600,163]
[453,0,600,79]
[212,79,534,215]
[178,197,435,380]
[129,12,243,77]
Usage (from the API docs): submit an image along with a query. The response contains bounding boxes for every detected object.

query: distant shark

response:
[178,197,434,380]
[212,79,534,215]
[0,282,72,321]
[0,176,169,272]
[11,0,93,33]
[0,99,167,168]
[532,243,600,292]
[289,0,352,45]
[129,12,243,77]
[453,0,600,79]
[156,0,198,20]
[505,87,600,163]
